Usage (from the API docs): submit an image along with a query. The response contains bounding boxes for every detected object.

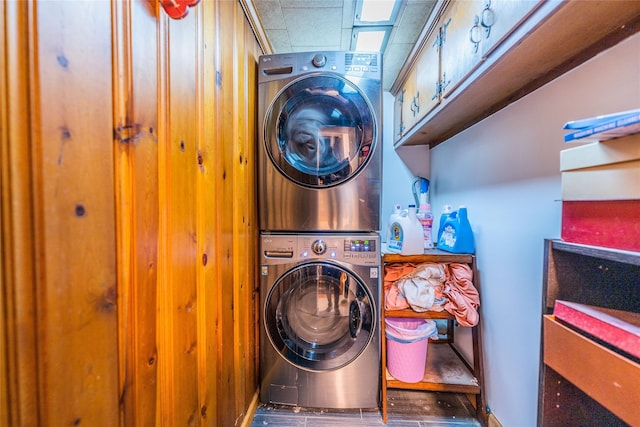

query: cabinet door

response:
[478,0,541,58]
[440,0,483,99]
[393,89,405,142]
[400,68,418,135]
[414,27,441,122]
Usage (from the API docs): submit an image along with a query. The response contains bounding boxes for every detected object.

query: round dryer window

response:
[264,74,377,188]
[264,261,375,372]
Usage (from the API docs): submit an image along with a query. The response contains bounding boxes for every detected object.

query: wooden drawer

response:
[543,315,640,426]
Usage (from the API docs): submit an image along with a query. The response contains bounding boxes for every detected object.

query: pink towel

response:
[383,263,415,310]
[443,263,480,326]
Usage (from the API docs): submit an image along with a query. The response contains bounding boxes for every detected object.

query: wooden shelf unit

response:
[381,250,487,425]
[539,239,640,427]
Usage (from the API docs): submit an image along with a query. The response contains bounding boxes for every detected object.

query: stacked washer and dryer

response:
[258,51,383,409]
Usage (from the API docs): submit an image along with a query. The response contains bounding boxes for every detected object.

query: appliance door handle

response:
[349,300,363,338]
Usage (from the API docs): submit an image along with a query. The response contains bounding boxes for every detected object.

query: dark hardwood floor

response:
[251,389,482,426]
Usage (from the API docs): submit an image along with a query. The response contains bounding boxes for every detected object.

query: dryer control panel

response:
[261,234,380,266]
[259,51,381,83]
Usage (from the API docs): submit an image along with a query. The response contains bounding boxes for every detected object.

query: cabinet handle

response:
[440,18,452,48]
[432,80,440,100]
[481,0,495,38]
[411,92,420,116]
[441,72,451,94]
[469,15,482,53]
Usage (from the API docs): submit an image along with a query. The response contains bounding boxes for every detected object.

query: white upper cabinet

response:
[391,0,640,148]
[441,0,540,98]
[478,0,541,58]
[394,25,441,142]
[414,27,442,126]
[393,86,405,142]
[399,68,417,141]
[439,1,485,98]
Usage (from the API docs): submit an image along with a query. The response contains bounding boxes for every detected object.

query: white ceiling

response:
[247,0,438,90]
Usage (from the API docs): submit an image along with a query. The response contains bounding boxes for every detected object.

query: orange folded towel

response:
[443,263,480,327]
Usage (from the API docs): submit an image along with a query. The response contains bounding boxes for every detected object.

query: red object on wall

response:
[561,199,640,252]
[161,0,200,19]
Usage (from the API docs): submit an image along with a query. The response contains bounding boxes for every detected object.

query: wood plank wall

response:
[0,1,261,425]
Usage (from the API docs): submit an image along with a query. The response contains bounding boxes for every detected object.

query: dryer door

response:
[264,74,376,188]
[264,261,375,371]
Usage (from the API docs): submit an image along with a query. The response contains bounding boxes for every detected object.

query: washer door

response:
[264,74,376,188]
[264,261,375,371]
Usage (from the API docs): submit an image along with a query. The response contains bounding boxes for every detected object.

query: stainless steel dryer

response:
[259,233,380,408]
[258,51,382,232]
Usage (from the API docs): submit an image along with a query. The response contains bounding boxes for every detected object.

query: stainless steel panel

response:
[259,233,381,409]
[258,51,382,232]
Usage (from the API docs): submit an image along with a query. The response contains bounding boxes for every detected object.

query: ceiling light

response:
[352,27,391,52]
[355,0,401,25]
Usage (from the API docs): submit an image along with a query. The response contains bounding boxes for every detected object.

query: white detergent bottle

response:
[387,204,424,255]
[386,203,402,244]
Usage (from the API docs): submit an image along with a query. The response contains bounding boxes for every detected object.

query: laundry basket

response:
[385,317,437,383]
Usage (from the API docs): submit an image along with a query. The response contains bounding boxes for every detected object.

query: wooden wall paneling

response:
[114,1,161,425]
[112,1,134,424]
[197,0,219,425]
[233,1,248,413]
[34,1,119,425]
[196,0,225,424]
[0,4,7,422]
[165,10,201,424]
[242,18,261,410]
[1,1,40,425]
[156,7,173,426]
[2,1,263,425]
[130,0,162,424]
[215,0,240,424]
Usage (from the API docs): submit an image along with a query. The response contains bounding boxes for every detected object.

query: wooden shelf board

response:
[543,315,640,427]
[550,239,640,266]
[383,250,473,264]
[385,343,479,394]
[385,308,453,320]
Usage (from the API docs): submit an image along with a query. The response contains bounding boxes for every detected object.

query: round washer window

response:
[264,74,376,188]
[264,261,375,372]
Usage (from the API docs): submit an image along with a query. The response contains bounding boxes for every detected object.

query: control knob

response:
[311,54,327,68]
[311,239,327,255]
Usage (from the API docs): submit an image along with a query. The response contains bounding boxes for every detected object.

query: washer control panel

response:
[261,234,379,266]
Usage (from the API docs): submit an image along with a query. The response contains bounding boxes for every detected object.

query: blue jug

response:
[437,206,475,254]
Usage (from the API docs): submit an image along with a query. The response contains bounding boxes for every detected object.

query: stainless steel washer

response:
[259,232,380,408]
[258,51,382,232]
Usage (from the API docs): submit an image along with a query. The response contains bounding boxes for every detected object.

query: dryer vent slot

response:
[263,66,293,76]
